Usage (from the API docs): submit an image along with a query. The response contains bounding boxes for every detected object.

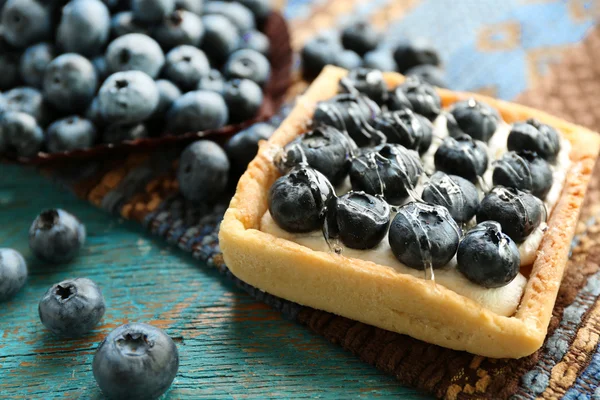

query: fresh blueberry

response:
[492,151,553,200]
[38,278,105,338]
[301,33,342,80]
[421,171,479,224]
[447,99,499,142]
[363,49,397,72]
[334,50,362,70]
[98,71,160,124]
[225,122,274,174]
[29,209,86,263]
[238,30,269,55]
[371,109,427,152]
[20,42,55,88]
[105,33,165,79]
[3,87,49,126]
[0,248,27,302]
[93,323,179,400]
[197,69,225,92]
[389,202,461,270]
[223,48,270,87]
[177,140,229,202]
[85,97,104,126]
[203,1,255,32]
[56,0,111,57]
[235,0,272,22]
[152,10,204,51]
[477,186,544,243]
[103,122,148,144]
[340,68,387,105]
[312,93,382,147]
[269,166,334,233]
[201,14,239,65]
[350,143,423,205]
[47,116,97,152]
[91,56,109,82]
[1,0,52,48]
[166,90,228,134]
[154,79,181,116]
[434,135,488,183]
[415,113,433,154]
[457,221,520,288]
[101,0,127,11]
[0,46,21,90]
[393,39,441,74]
[405,64,447,88]
[163,45,210,91]
[341,21,380,56]
[0,111,44,157]
[132,0,175,23]
[388,77,442,121]
[326,191,390,250]
[43,53,97,113]
[175,0,203,14]
[276,125,354,186]
[507,119,561,162]
[110,12,148,38]
[222,78,263,123]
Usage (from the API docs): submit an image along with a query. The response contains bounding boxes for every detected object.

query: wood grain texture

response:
[0,165,430,399]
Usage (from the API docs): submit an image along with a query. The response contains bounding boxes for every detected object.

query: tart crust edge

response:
[219,66,600,359]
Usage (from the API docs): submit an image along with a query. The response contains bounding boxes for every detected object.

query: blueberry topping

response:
[223,48,271,87]
[422,171,479,224]
[340,68,387,105]
[415,114,433,154]
[43,53,98,113]
[93,323,179,400]
[177,140,229,203]
[200,14,240,65]
[152,9,204,50]
[434,135,488,183]
[457,221,520,288]
[166,90,228,134]
[132,0,175,23]
[105,33,165,79]
[388,77,441,120]
[447,99,499,142]
[372,109,426,153]
[268,167,334,233]
[350,143,423,205]
[29,209,86,263]
[197,69,225,93]
[477,186,544,244]
[276,125,355,186]
[312,93,382,147]
[20,42,55,88]
[47,116,97,153]
[38,278,105,338]
[363,49,397,72]
[301,33,343,80]
[222,78,263,123]
[56,0,111,57]
[204,1,255,32]
[393,39,441,73]
[334,49,362,71]
[0,248,27,302]
[103,122,148,144]
[492,151,553,199]
[98,71,160,124]
[326,191,390,249]
[0,111,44,157]
[163,45,210,91]
[341,21,380,56]
[507,119,561,162]
[1,0,52,48]
[225,122,274,175]
[239,30,270,55]
[389,202,461,270]
[405,64,447,88]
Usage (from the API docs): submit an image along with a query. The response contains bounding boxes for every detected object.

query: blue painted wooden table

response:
[0,165,431,399]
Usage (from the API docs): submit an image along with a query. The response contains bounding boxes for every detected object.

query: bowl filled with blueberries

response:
[0,0,292,163]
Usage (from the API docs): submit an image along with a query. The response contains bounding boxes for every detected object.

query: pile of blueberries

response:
[0,0,274,159]
[0,209,180,399]
[301,20,446,87]
[268,68,560,289]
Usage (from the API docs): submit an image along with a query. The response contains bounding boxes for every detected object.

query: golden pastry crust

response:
[219,66,600,358]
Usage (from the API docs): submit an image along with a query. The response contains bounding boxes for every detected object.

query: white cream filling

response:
[263,110,572,316]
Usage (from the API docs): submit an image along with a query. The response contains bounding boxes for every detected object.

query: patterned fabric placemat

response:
[40,1,600,398]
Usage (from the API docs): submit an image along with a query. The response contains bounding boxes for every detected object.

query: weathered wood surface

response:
[0,165,430,399]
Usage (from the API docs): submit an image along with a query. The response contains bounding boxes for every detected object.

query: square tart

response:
[219,66,600,358]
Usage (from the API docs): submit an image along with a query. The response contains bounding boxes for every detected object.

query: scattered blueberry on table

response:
[29,208,86,264]
[0,248,27,302]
